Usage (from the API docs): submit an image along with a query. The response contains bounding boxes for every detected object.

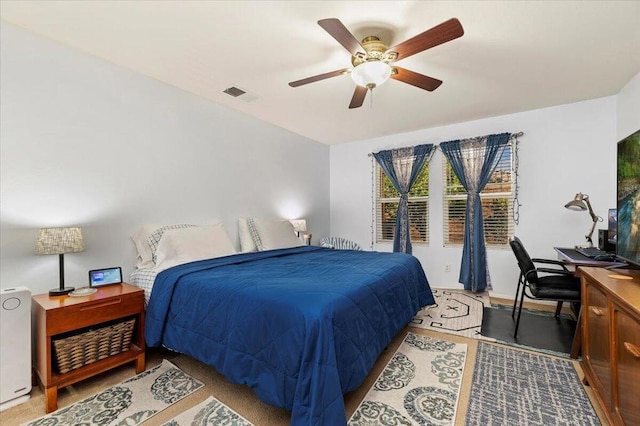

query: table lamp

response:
[564,193,602,247]
[35,227,85,296]
[290,219,307,238]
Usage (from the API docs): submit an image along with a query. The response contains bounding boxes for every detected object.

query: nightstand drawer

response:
[46,293,144,335]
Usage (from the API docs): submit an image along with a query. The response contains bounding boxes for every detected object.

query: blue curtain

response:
[440,133,511,292]
[373,144,434,254]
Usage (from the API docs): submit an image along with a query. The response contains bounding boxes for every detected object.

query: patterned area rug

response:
[411,288,492,339]
[465,342,600,425]
[23,360,204,426]
[349,332,467,425]
[163,396,254,426]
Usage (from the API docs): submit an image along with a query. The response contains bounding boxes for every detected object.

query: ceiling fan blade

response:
[388,18,463,61]
[349,86,368,109]
[289,68,350,87]
[391,67,443,91]
[318,18,365,56]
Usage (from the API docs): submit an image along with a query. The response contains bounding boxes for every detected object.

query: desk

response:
[554,248,626,359]
[554,247,625,268]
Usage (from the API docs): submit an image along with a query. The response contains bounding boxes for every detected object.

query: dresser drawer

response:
[613,306,640,425]
[584,278,612,408]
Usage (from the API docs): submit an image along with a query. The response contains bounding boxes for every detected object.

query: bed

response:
[133,222,433,425]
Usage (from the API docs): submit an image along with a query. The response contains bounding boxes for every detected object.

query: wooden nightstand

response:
[32,283,145,413]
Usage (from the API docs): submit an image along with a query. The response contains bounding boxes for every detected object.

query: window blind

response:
[375,163,430,244]
[442,143,514,247]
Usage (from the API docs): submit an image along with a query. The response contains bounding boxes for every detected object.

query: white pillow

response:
[251,219,304,251]
[154,223,237,270]
[146,224,196,264]
[238,218,257,253]
[131,224,162,269]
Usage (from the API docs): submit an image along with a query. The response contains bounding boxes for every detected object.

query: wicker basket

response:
[53,318,136,374]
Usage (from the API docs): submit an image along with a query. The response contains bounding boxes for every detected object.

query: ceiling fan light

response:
[351,61,392,89]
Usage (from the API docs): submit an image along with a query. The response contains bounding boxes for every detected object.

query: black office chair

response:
[509,236,581,337]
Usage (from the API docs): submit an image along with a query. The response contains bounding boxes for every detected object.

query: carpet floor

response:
[0,327,604,425]
[22,360,203,426]
[1,328,479,426]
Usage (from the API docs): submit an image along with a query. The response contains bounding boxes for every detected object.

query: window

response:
[443,143,514,247]
[375,163,429,244]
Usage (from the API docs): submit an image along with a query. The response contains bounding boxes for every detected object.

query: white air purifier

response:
[0,287,32,411]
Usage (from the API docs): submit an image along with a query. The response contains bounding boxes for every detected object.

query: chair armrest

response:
[532,258,569,271]
[536,267,573,276]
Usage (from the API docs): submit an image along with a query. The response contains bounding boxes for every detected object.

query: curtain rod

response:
[367,131,524,157]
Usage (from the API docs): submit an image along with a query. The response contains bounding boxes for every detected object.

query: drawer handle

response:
[624,342,640,359]
[589,306,605,316]
[80,298,121,311]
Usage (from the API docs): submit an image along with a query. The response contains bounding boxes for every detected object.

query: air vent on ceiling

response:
[223,86,260,103]
[223,86,245,97]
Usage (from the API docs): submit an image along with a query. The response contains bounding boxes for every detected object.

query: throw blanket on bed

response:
[145,246,433,425]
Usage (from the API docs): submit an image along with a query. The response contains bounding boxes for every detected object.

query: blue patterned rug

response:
[465,342,600,425]
[349,332,467,425]
[23,360,204,426]
[163,396,254,425]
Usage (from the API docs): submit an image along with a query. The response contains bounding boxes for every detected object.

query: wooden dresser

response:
[578,267,640,425]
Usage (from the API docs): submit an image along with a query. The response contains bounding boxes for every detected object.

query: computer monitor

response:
[607,208,617,244]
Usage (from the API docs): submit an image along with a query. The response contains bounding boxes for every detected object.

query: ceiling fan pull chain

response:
[370,88,374,108]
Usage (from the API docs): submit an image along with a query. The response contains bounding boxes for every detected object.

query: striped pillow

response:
[246,218,264,251]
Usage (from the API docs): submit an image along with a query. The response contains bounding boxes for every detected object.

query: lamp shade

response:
[564,192,602,247]
[564,193,588,211]
[290,219,307,233]
[35,227,85,255]
[351,61,392,89]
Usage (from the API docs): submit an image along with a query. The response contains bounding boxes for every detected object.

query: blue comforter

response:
[145,246,433,425]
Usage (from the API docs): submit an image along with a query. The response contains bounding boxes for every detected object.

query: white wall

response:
[330,97,619,298]
[0,23,330,295]
[617,72,640,140]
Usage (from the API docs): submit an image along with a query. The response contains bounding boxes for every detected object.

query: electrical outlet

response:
[444,264,451,272]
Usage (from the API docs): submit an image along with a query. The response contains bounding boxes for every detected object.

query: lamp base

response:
[49,286,74,296]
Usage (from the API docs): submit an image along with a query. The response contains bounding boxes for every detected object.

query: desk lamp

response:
[35,227,85,296]
[564,193,602,247]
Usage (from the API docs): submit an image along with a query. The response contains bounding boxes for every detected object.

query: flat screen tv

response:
[616,129,640,267]
[608,208,617,244]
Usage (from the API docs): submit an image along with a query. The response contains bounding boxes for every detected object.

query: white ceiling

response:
[1,1,639,145]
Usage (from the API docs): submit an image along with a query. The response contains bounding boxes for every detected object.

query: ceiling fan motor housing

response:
[351,36,393,66]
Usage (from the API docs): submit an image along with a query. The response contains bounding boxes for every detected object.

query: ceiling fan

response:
[289,18,464,109]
